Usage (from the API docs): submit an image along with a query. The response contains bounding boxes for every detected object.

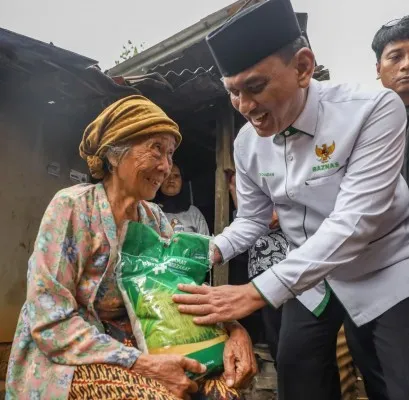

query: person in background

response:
[372,16,409,182]
[156,164,210,235]
[229,170,286,370]
[247,211,286,371]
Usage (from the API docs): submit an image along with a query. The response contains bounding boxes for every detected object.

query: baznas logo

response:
[315,141,335,163]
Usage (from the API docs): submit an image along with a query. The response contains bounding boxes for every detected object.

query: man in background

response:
[372,16,409,181]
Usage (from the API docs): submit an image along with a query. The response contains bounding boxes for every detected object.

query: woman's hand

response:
[223,322,258,389]
[131,354,206,399]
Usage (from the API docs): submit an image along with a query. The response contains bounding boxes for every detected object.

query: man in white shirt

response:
[173,0,409,398]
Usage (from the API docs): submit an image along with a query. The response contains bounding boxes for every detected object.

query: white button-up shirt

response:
[215,79,409,326]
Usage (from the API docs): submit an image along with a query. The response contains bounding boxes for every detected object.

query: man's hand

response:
[223,322,258,388]
[172,283,266,324]
[211,245,223,266]
[131,354,206,399]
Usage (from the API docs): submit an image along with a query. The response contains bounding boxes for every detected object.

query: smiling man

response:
[172,0,409,399]
[373,16,409,182]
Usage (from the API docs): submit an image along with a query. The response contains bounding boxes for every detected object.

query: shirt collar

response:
[291,79,320,137]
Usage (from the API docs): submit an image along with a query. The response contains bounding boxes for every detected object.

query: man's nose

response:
[400,53,409,72]
[238,93,257,116]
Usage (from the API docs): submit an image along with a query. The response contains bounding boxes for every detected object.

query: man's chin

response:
[397,90,409,107]
[252,125,277,137]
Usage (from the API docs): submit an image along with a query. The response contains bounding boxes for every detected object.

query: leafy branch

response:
[115,40,145,65]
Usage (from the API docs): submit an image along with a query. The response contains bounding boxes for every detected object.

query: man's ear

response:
[295,48,315,89]
[376,62,381,80]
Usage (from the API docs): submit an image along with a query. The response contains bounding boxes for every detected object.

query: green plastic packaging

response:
[117,222,227,379]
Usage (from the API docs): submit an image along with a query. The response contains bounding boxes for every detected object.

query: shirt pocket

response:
[301,166,346,214]
[305,166,345,187]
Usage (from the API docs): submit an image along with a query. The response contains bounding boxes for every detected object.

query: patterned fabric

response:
[6,183,173,400]
[69,364,179,400]
[69,364,243,400]
[69,320,242,400]
[248,229,288,279]
[197,378,244,400]
[101,319,138,349]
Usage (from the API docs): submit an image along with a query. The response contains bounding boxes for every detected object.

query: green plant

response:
[115,40,145,65]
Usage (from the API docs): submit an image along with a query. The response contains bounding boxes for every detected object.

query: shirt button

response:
[287,155,293,161]
[284,130,290,136]
[288,191,295,198]
[274,134,285,145]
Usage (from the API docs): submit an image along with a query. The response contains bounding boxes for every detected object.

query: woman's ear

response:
[106,152,119,169]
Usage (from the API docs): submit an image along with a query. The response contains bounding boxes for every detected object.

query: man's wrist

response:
[213,235,235,262]
[210,244,224,266]
[246,282,267,309]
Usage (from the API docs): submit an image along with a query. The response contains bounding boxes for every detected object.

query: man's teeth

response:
[253,113,267,121]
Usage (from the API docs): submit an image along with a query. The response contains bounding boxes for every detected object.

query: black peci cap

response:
[206,0,302,77]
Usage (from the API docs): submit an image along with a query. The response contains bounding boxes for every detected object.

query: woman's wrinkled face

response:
[160,165,183,197]
[114,133,176,201]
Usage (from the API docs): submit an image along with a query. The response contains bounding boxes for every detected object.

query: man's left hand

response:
[172,283,266,324]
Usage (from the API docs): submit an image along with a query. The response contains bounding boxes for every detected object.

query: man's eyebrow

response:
[243,76,268,86]
[223,76,267,92]
[385,46,403,57]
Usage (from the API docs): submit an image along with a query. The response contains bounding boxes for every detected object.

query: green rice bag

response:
[117,222,227,379]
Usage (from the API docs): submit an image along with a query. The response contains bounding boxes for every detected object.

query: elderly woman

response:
[6,96,256,400]
[156,163,210,235]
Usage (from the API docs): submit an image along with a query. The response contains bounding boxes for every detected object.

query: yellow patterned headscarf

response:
[79,95,181,179]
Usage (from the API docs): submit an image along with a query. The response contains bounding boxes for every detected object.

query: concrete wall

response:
[0,110,89,342]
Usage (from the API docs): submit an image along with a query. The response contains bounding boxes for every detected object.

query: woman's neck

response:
[103,177,140,229]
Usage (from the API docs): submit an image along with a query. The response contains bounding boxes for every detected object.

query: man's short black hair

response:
[277,36,310,64]
[372,17,409,62]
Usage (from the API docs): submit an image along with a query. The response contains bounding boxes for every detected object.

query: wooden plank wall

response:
[213,102,235,286]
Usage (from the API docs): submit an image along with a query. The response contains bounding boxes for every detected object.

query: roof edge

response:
[107,0,259,77]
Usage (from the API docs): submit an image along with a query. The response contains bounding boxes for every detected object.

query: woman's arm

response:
[27,193,139,367]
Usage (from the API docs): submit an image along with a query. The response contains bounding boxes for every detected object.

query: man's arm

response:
[214,137,273,262]
[253,90,408,308]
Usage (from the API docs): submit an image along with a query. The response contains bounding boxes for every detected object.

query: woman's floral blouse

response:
[6,183,173,400]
